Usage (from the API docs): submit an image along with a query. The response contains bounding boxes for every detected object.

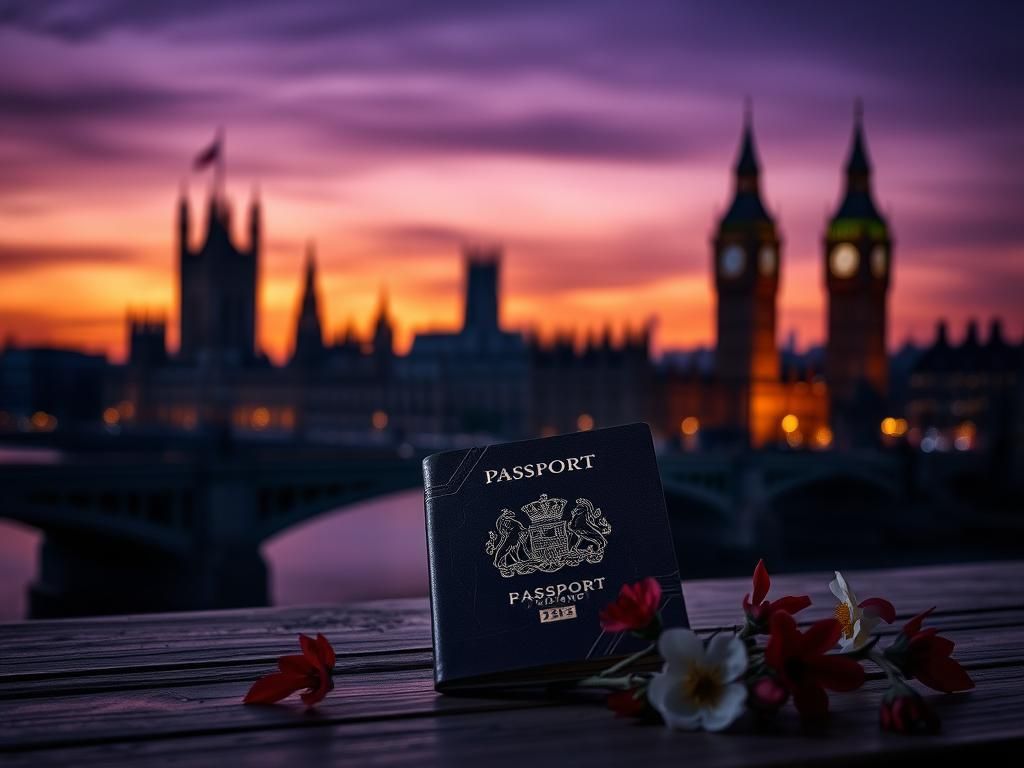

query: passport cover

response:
[422,422,688,691]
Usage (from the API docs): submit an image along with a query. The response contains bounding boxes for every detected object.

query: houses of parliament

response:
[104,107,1001,451]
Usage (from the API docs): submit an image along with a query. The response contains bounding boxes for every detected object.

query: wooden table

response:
[1,561,1021,766]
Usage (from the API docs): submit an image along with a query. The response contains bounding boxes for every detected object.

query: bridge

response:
[0,443,909,617]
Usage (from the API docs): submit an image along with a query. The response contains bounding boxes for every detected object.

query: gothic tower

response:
[713,107,781,439]
[371,286,394,377]
[824,103,891,420]
[177,185,259,366]
[463,247,501,335]
[291,242,325,366]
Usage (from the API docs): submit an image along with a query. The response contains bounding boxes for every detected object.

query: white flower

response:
[829,570,879,651]
[646,628,747,731]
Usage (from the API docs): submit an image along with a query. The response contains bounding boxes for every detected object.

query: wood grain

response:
[0,561,1021,767]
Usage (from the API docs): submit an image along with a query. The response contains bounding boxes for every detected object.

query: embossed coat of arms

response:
[485,493,612,577]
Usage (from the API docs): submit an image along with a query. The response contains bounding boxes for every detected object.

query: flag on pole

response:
[193,132,222,171]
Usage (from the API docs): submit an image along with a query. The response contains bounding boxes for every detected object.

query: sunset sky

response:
[0,1,1021,362]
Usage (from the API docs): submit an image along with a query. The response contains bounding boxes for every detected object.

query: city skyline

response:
[1,1,1022,362]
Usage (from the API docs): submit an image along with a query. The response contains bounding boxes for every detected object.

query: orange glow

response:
[814,426,833,448]
[781,414,799,434]
[251,407,271,430]
[577,413,594,431]
[30,411,57,432]
[102,407,120,426]
[680,416,699,436]
[372,410,389,430]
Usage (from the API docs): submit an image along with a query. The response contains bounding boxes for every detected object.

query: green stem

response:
[597,642,657,679]
[575,673,645,691]
[867,648,902,686]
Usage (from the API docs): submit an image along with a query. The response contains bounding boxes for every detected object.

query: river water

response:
[0,489,429,621]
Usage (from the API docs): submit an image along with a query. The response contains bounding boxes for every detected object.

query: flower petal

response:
[243,672,310,705]
[752,559,770,605]
[658,628,704,667]
[901,606,936,637]
[700,682,747,732]
[801,618,841,655]
[607,689,647,717]
[278,654,315,675]
[647,671,704,729]
[314,633,336,670]
[704,633,747,682]
[299,634,321,667]
[765,611,798,669]
[809,655,865,692]
[859,597,896,624]
[640,577,662,615]
[915,652,975,693]
[791,681,830,722]
[768,595,812,616]
[828,571,849,603]
[647,669,702,730]
[300,673,334,707]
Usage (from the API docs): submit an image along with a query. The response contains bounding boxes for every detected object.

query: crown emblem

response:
[521,493,567,524]
[485,493,612,578]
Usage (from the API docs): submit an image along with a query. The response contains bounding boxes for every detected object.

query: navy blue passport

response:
[422,422,688,691]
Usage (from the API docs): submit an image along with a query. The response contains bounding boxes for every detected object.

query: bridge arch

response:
[253,467,422,542]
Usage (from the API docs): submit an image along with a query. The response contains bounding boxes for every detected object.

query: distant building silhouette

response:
[291,242,326,367]
[407,248,529,436]
[825,102,892,446]
[908,319,1022,453]
[664,108,830,449]
[80,107,1024,453]
[178,186,259,366]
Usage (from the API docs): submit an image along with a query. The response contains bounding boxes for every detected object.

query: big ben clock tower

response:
[713,108,781,440]
[825,103,891,427]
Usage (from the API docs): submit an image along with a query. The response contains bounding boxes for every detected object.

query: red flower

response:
[880,688,940,734]
[607,687,649,718]
[599,577,662,635]
[764,612,865,724]
[749,676,789,714]
[858,597,897,624]
[742,559,812,630]
[244,633,337,708]
[886,607,974,693]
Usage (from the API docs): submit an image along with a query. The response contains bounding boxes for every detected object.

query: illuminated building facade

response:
[107,110,920,448]
[906,319,1022,454]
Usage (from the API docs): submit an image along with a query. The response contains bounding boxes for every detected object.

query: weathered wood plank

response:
[1,666,1019,767]
[2,561,1020,676]
[1,608,1018,699]
[0,622,1012,750]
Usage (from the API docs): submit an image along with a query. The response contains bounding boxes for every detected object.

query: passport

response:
[422,422,688,691]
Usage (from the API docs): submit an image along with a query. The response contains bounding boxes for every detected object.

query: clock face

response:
[871,245,887,277]
[758,245,776,276]
[830,243,859,278]
[721,245,745,278]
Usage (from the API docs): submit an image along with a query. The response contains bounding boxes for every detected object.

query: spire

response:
[374,284,390,324]
[178,181,190,257]
[372,284,394,360]
[248,185,260,256]
[720,101,772,225]
[736,97,760,182]
[292,241,324,365]
[303,241,317,292]
[845,98,871,184]
[830,99,885,224]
